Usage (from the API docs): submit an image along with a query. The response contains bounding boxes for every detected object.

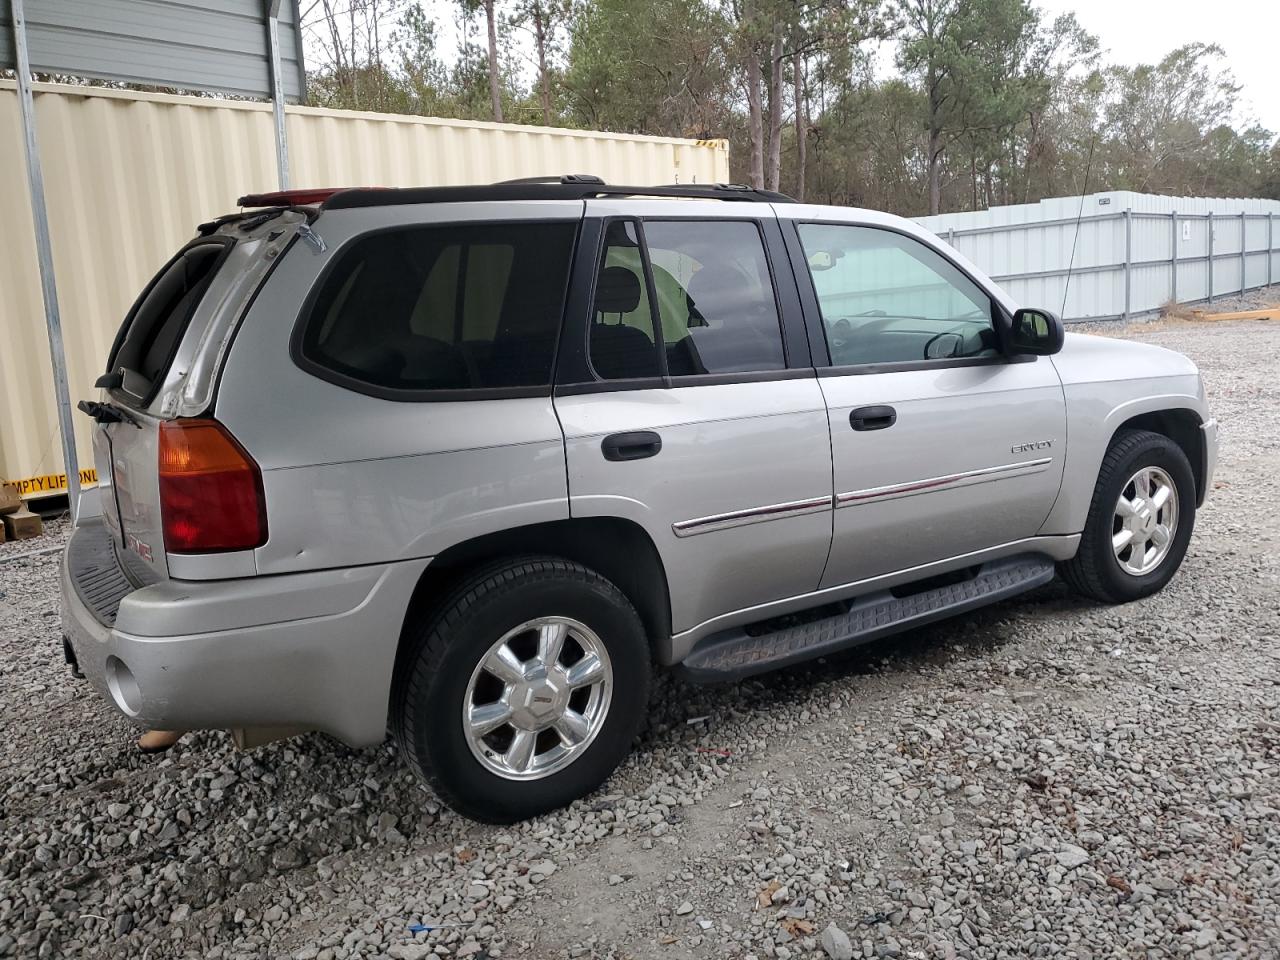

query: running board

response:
[676,554,1056,682]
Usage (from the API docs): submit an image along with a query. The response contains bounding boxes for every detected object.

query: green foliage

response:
[301,0,1280,210]
[563,0,733,137]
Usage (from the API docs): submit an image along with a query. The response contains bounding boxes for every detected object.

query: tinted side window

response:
[301,222,576,392]
[644,221,785,376]
[796,223,998,366]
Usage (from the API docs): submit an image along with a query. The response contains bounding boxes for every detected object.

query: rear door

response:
[554,200,834,648]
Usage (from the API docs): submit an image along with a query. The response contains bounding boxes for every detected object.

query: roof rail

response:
[321,179,794,210]
[495,174,606,185]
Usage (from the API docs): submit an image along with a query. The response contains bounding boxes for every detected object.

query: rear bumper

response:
[1199,417,1218,507]
[60,521,429,746]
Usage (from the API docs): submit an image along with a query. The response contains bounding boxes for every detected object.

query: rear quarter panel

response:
[213,202,582,574]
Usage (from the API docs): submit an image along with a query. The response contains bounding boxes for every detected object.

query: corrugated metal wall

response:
[0,0,307,100]
[916,191,1280,323]
[0,81,730,493]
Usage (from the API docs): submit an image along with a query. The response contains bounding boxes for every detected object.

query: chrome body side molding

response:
[672,494,833,538]
[835,457,1054,508]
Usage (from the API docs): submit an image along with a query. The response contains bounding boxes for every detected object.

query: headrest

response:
[595,266,642,315]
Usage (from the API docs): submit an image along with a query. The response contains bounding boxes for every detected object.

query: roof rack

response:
[320,176,794,210]
[495,173,605,185]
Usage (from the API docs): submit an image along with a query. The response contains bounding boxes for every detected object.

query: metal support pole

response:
[947,227,955,248]
[1207,211,1214,304]
[1270,214,1275,288]
[11,0,81,520]
[1123,208,1132,321]
[1170,211,1178,304]
[266,2,290,190]
[1241,211,1248,294]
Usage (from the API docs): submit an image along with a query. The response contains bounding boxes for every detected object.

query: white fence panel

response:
[917,191,1280,323]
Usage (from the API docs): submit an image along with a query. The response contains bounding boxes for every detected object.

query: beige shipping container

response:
[0,80,730,498]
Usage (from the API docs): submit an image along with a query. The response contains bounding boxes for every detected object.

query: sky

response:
[1032,0,1280,133]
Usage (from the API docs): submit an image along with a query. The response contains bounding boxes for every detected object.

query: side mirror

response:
[1008,307,1064,356]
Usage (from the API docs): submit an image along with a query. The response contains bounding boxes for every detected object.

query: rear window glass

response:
[108,237,233,403]
[299,222,577,394]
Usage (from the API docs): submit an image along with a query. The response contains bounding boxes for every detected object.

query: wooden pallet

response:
[1190,307,1280,322]
[2,508,43,541]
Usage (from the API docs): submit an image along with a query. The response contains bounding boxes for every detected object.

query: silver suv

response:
[61,178,1217,822]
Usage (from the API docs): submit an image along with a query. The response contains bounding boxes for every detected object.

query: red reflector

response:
[236,187,385,207]
[159,419,267,554]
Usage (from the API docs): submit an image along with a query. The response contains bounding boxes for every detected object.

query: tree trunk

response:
[349,2,359,108]
[926,57,942,215]
[533,4,551,125]
[484,0,503,123]
[765,29,784,192]
[319,0,348,101]
[746,44,765,189]
[927,126,943,215]
[793,54,806,202]
[1022,127,1036,204]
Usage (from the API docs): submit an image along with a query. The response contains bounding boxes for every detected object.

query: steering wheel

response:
[828,315,900,353]
[923,331,964,360]
[829,318,853,348]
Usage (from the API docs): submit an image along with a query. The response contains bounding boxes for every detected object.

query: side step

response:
[677,554,1056,682]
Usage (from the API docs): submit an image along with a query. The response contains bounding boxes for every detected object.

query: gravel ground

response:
[2,320,1278,960]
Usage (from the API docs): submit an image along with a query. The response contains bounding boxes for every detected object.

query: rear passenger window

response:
[645,221,786,376]
[588,219,786,380]
[300,222,576,393]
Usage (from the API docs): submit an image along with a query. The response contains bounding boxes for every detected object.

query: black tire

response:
[1059,429,1196,604]
[393,557,651,823]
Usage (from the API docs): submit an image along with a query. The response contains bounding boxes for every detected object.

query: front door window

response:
[796,223,999,366]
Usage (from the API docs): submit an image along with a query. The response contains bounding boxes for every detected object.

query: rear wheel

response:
[394,557,651,823]
[1059,429,1196,603]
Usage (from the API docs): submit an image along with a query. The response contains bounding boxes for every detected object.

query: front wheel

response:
[393,557,651,823]
[1059,429,1196,603]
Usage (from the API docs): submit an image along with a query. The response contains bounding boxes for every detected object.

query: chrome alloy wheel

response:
[1112,466,1179,577]
[462,617,613,781]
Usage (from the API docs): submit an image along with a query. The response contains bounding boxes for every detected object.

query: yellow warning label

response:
[9,469,99,497]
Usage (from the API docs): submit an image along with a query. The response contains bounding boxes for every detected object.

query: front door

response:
[788,219,1067,588]
[554,202,833,643]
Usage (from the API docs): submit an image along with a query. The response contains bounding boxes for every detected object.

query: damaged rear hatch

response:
[85,208,310,580]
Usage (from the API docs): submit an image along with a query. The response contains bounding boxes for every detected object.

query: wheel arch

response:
[1041,393,1207,536]
[1108,408,1206,505]
[396,516,672,672]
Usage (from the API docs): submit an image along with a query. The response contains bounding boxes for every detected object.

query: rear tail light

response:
[159,418,267,553]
